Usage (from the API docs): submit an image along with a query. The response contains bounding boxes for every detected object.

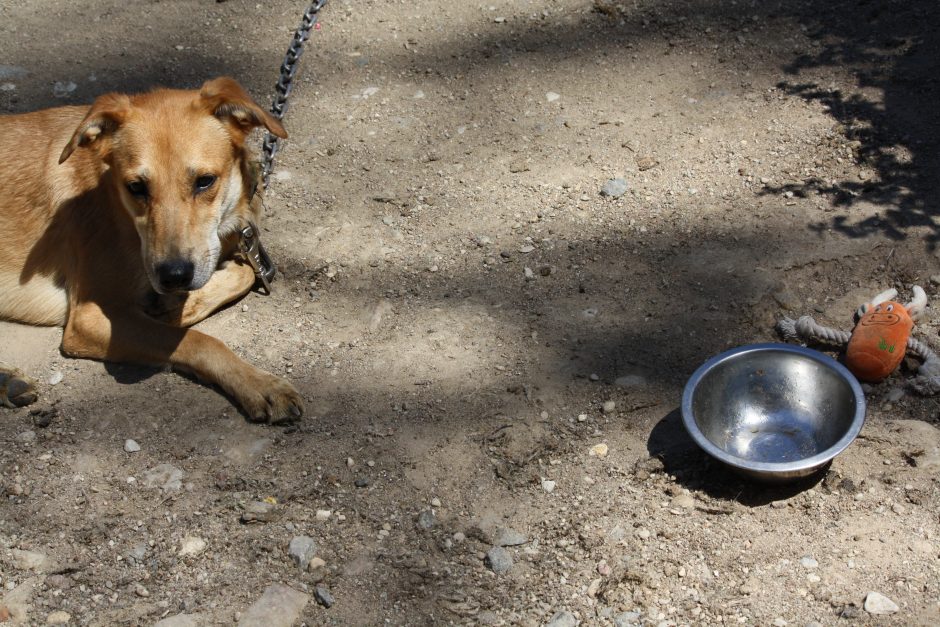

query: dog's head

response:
[59,77,286,294]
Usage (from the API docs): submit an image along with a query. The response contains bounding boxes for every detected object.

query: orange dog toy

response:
[846,296,915,382]
[777,287,940,389]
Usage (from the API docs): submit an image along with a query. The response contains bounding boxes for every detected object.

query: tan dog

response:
[0,77,303,422]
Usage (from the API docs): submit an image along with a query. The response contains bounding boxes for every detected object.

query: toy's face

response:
[859,300,911,327]
[847,298,915,382]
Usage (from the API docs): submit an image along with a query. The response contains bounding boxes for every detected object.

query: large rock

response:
[237,584,309,627]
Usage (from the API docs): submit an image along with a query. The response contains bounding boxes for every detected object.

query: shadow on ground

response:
[774,0,940,247]
[647,408,827,506]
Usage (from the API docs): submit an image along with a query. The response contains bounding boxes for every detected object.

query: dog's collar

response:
[240,160,275,294]
[239,221,276,295]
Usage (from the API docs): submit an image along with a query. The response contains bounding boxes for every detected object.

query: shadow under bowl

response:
[681,343,866,483]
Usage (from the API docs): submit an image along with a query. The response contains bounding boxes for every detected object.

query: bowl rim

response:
[681,343,867,475]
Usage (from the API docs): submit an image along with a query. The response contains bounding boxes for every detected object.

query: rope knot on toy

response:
[776,286,940,394]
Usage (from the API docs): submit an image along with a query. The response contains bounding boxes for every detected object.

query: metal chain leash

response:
[260,0,328,188]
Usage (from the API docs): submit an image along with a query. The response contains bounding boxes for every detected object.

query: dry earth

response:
[2,0,940,625]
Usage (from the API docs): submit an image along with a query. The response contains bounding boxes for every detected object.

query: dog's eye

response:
[126,180,148,198]
[195,175,217,192]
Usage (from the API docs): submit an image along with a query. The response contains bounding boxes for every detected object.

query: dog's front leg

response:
[146,259,257,327]
[62,302,303,422]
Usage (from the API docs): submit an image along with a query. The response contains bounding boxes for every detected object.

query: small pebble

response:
[430,497,442,508]
[545,91,560,102]
[46,611,72,625]
[240,500,280,523]
[178,536,206,557]
[354,477,370,488]
[288,536,317,570]
[484,546,513,574]
[602,400,616,413]
[614,611,642,626]
[545,610,578,627]
[315,509,332,521]
[541,479,556,493]
[314,585,334,608]
[416,509,435,529]
[600,178,628,198]
[799,556,818,569]
[47,371,63,386]
[864,591,899,615]
[590,443,609,458]
[124,439,141,453]
[494,528,528,547]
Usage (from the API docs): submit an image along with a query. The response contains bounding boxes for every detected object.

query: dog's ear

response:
[59,93,131,164]
[199,77,287,142]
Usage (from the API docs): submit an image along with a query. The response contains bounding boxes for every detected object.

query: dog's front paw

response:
[0,365,38,408]
[235,371,304,424]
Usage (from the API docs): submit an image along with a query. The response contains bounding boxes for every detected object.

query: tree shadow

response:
[773,0,940,247]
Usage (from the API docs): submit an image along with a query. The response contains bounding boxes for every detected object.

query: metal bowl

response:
[682,344,866,483]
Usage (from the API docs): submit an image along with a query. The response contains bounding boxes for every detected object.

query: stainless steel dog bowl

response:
[681,344,866,482]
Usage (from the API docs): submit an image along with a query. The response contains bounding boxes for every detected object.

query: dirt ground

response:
[2,0,940,625]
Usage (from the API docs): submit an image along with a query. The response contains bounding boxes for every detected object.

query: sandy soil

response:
[2,0,940,625]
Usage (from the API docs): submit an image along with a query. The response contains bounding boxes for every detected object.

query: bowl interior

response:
[690,348,860,465]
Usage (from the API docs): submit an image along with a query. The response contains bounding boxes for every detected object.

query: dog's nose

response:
[156,260,195,291]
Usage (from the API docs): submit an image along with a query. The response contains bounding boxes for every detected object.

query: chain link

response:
[261,0,328,188]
